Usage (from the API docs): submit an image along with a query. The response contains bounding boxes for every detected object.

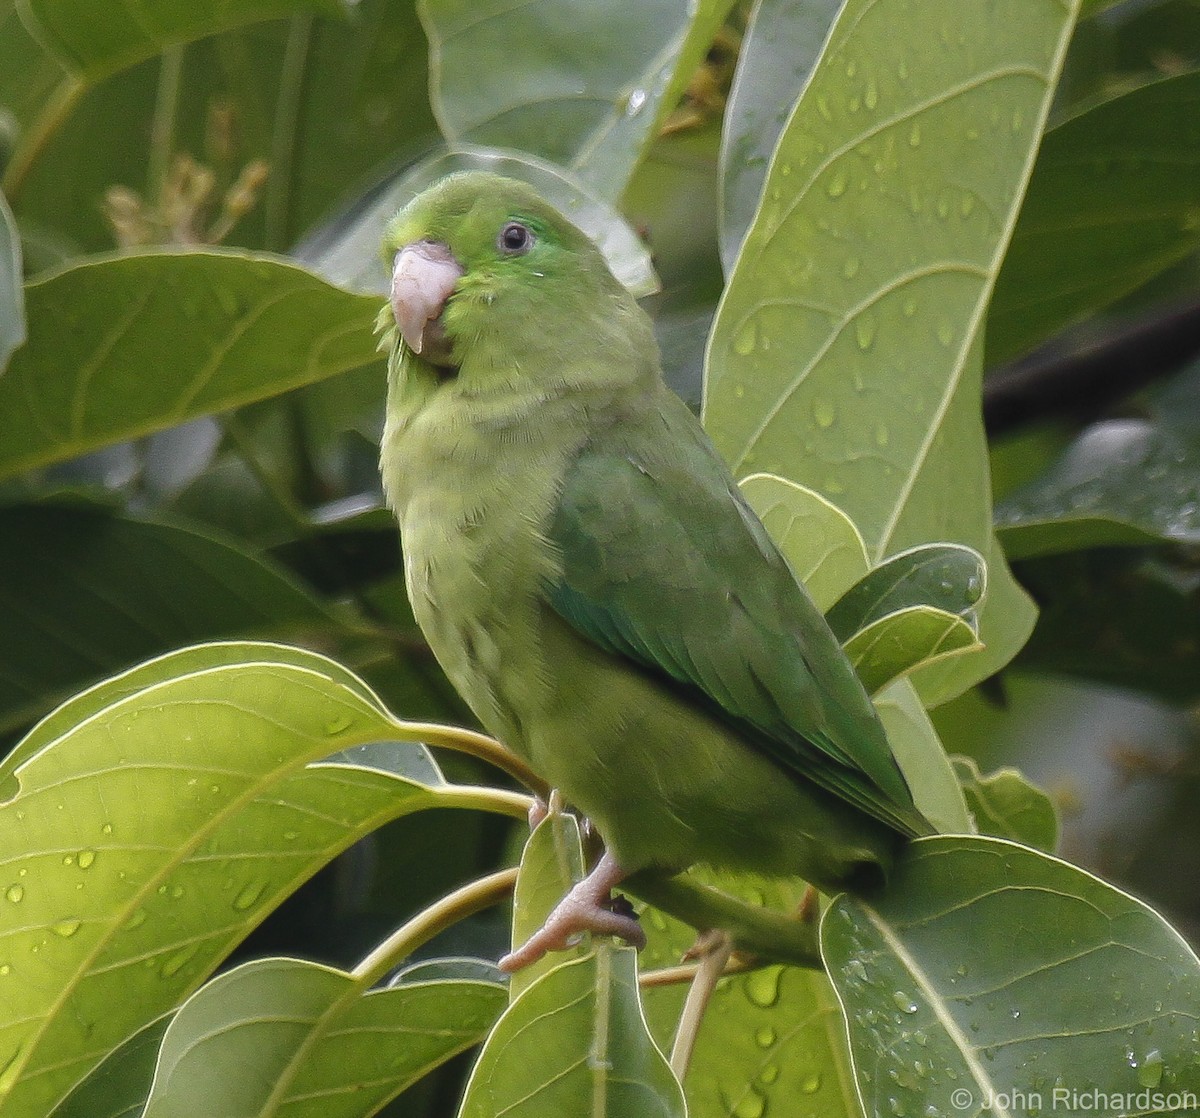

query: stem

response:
[412,721,549,797]
[639,954,755,989]
[625,872,823,969]
[148,45,184,203]
[670,933,733,1080]
[264,13,313,250]
[352,867,518,987]
[2,75,87,202]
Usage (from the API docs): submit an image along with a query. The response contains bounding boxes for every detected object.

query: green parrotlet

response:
[378,172,932,971]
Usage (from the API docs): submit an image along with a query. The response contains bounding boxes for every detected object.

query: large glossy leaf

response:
[0,641,522,1116]
[142,959,505,1118]
[18,0,351,82]
[705,0,1067,699]
[995,366,1200,560]
[0,250,380,480]
[458,945,684,1118]
[823,836,1200,1118]
[718,0,842,272]
[990,71,1200,365]
[0,190,22,371]
[843,607,980,697]
[419,0,734,200]
[0,503,347,736]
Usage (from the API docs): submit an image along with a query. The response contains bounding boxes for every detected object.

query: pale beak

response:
[390,240,464,364]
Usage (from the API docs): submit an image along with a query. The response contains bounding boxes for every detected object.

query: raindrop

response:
[855,317,877,350]
[233,881,268,912]
[875,423,889,447]
[843,257,861,279]
[801,1071,822,1093]
[760,1064,779,1085]
[813,400,837,428]
[865,80,878,110]
[101,823,114,836]
[892,991,919,1014]
[960,195,975,217]
[735,384,746,399]
[826,172,848,198]
[53,918,82,938]
[908,124,921,148]
[936,321,954,347]
[846,60,858,79]
[62,855,75,867]
[903,299,917,317]
[745,966,782,1008]
[625,88,647,117]
[734,320,758,356]
[1136,1050,1164,1089]
[936,196,950,219]
[4,885,23,904]
[817,96,833,122]
[325,713,353,735]
[756,1026,776,1048]
[123,909,147,931]
[732,1087,766,1118]
[0,965,8,977]
[160,946,198,979]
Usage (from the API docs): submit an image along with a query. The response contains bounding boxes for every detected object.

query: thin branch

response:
[352,867,518,987]
[670,932,733,1080]
[983,296,1200,436]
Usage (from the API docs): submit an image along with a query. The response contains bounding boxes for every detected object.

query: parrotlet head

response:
[380,172,633,375]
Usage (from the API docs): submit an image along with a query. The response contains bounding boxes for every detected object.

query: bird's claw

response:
[499,851,640,972]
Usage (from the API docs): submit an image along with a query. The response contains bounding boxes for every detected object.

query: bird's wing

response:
[546,402,932,838]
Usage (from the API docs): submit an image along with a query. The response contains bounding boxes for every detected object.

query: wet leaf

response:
[952,756,1058,853]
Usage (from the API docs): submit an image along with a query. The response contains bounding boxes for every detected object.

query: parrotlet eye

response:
[498,221,533,254]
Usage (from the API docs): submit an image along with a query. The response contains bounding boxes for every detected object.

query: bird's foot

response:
[499,852,644,972]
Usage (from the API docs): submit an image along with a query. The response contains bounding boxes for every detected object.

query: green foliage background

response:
[1,1,1199,1116]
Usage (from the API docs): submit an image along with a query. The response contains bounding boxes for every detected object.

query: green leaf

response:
[0,641,516,1116]
[718,0,843,271]
[995,413,1200,560]
[823,836,1200,1118]
[419,0,734,200]
[990,71,1200,365]
[0,1,65,138]
[458,945,685,1118]
[49,1017,170,1118]
[874,680,970,836]
[952,756,1058,853]
[142,959,505,1118]
[0,250,380,480]
[1014,549,1200,704]
[828,544,987,694]
[826,544,987,641]
[740,472,869,611]
[18,0,351,82]
[0,503,346,736]
[706,0,1064,699]
[843,607,981,697]
[311,146,659,298]
[507,811,588,1002]
[0,190,23,371]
